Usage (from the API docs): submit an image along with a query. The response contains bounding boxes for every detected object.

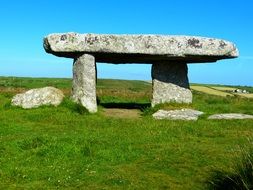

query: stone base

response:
[72,54,97,113]
[151,62,192,107]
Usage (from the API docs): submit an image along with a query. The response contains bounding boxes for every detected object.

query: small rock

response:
[152,109,204,121]
[208,113,253,120]
[11,87,64,109]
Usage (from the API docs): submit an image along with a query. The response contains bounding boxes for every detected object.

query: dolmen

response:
[43,33,238,113]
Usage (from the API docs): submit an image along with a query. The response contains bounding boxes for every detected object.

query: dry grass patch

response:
[237,93,253,98]
[97,89,151,100]
[211,86,237,91]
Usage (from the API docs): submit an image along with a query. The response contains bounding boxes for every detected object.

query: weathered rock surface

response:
[11,87,64,109]
[44,33,238,63]
[151,62,192,106]
[43,33,239,113]
[72,54,97,113]
[152,109,204,120]
[208,113,253,120]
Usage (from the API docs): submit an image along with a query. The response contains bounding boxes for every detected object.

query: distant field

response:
[210,86,237,91]
[238,93,253,98]
[191,85,253,99]
[190,85,233,97]
[0,76,253,189]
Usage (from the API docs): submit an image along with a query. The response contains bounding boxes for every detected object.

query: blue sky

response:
[0,0,253,86]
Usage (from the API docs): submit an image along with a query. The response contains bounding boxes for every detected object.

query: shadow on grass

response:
[99,102,151,110]
[207,149,253,190]
[60,98,89,115]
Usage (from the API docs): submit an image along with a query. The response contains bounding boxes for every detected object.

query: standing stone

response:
[151,62,192,107]
[72,54,97,113]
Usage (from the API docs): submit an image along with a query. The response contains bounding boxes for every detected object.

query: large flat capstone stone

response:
[44,33,238,63]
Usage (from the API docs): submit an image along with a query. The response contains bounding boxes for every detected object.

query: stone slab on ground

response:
[152,109,204,121]
[11,87,64,109]
[208,113,253,120]
[44,33,238,63]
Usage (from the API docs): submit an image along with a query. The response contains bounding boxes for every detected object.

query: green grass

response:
[0,77,253,189]
[0,76,72,89]
[207,147,253,189]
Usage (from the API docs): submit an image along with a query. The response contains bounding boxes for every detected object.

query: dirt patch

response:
[0,87,26,94]
[103,108,141,119]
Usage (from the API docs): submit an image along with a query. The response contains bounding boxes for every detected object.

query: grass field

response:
[0,77,253,189]
[237,93,253,98]
[210,86,237,91]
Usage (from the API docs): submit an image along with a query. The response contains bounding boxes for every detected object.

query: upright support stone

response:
[151,62,192,107]
[72,54,97,113]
